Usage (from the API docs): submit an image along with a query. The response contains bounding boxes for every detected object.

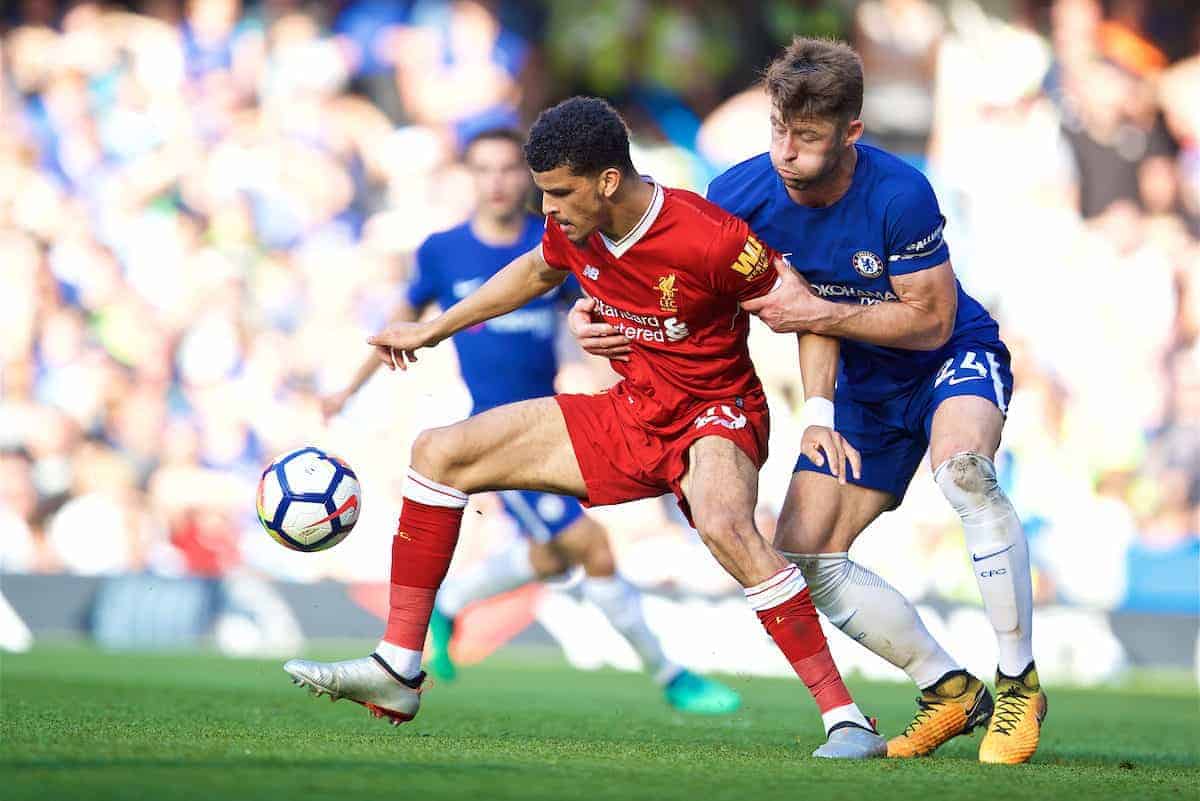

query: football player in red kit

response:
[283,97,885,758]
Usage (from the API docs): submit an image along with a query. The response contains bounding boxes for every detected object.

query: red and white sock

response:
[745,565,871,733]
[375,469,468,680]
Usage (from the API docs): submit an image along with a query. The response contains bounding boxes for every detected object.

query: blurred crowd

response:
[1,0,1196,615]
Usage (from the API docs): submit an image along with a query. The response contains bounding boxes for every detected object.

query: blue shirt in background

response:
[407,215,573,414]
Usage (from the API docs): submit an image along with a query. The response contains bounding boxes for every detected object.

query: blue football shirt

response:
[407,215,572,414]
[707,144,1002,402]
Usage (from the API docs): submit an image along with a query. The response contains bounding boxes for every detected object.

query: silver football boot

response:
[812,720,889,759]
[284,653,425,726]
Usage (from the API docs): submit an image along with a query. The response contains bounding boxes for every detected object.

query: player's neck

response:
[784,146,858,208]
[471,212,526,246]
[602,177,655,242]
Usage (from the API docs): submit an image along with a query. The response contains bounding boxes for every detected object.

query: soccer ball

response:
[256,447,361,552]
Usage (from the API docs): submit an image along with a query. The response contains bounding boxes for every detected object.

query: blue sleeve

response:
[885,176,950,276]
[705,173,736,215]
[405,240,439,309]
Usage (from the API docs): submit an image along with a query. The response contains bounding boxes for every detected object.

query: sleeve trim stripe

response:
[889,243,944,262]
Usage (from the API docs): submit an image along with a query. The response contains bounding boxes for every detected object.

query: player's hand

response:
[320,390,352,421]
[740,256,828,334]
[567,297,632,362]
[366,321,436,371]
[800,425,862,485]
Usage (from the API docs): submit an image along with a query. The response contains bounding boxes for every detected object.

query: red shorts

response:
[556,383,769,523]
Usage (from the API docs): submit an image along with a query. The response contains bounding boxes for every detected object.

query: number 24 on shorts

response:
[935,351,995,388]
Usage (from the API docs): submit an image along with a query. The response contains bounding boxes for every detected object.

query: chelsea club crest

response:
[851,250,884,279]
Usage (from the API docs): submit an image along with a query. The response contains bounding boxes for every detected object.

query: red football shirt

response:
[541,183,780,435]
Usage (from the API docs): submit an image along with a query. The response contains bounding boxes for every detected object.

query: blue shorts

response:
[796,345,1013,504]
[498,490,585,543]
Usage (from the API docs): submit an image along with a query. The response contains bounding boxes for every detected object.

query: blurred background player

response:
[571,38,1044,764]
[322,127,739,714]
[288,97,883,758]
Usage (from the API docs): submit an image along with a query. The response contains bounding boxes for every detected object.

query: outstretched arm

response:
[368,245,568,370]
[323,298,428,417]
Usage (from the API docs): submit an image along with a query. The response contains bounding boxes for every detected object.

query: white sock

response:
[374,640,423,680]
[582,575,681,685]
[935,452,1035,676]
[786,552,962,689]
[822,703,873,734]
[436,539,537,618]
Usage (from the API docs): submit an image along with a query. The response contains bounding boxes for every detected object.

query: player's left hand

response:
[568,297,632,362]
[740,257,829,334]
[800,425,862,485]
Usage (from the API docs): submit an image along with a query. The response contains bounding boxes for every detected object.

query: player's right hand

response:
[568,297,632,362]
[366,322,434,371]
[801,426,862,485]
[320,390,351,421]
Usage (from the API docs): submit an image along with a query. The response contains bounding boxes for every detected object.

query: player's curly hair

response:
[524,97,635,176]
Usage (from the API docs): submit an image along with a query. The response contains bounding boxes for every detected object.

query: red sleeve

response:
[705,214,781,302]
[540,217,574,272]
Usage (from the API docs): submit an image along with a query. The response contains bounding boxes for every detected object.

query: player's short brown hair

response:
[763,37,863,124]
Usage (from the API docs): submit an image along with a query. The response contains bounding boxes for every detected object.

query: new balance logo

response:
[584,265,600,281]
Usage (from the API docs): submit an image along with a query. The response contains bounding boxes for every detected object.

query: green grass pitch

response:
[3,644,1197,801]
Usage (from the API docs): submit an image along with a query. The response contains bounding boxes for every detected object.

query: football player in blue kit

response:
[324,128,739,715]
[570,38,1045,763]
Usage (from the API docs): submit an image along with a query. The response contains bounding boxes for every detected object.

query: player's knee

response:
[693,508,754,554]
[783,514,841,555]
[581,534,616,577]
[410,426,469,484]
[530,542,569,578]
[933,451,1000,514]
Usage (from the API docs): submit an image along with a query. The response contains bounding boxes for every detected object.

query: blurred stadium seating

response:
[1,1,1196,681]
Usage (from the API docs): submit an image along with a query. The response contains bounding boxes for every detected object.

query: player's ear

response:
[843,118,865,147]
[597,167,622,199]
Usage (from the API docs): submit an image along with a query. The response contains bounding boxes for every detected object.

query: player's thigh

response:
[775,470,894,554]
[680,435,759,531]
[928,395,1005,469]
[412,397,586,496]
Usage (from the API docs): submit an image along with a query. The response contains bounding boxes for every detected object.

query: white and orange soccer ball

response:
[256,447,361,552]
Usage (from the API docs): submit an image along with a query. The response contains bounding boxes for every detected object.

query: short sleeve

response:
[540,217,574,272]
[885,176,951,276]
[706,215,781,303]
[405,239,439,308]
